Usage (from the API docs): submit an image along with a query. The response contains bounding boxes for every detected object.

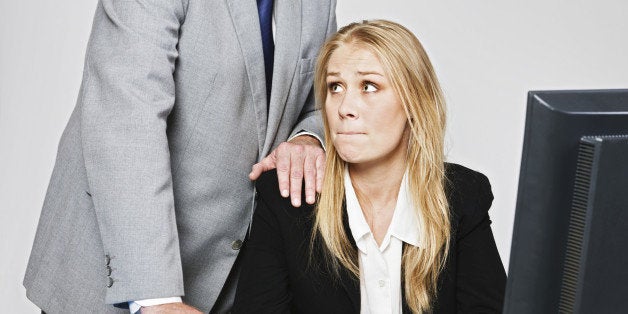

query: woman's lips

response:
[336,131,366,135]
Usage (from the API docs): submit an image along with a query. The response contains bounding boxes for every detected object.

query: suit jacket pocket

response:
[299,58,316,75]
[293,58,316,113]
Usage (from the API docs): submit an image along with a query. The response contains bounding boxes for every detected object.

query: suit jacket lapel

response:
[263,0,302,155]
[225,0,268,155]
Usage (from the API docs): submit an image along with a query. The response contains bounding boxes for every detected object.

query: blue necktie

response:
[257,0,274,104]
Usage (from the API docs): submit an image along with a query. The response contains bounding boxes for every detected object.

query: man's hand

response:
[140,303,203,314]
[249,135,325,207]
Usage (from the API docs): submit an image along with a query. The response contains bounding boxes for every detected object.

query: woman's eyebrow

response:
[357,71,384,76]
[326,70,384,78]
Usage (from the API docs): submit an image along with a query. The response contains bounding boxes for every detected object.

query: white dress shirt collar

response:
[344,168,422,253]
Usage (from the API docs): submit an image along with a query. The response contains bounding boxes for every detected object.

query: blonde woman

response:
[233,20,506,313]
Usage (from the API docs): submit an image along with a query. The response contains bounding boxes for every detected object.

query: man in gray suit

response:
[24,0,336,312]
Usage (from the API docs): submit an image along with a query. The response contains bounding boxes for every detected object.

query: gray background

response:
[2,0,627,312]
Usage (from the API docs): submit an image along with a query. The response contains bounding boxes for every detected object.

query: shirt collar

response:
[344,168,422,253]
[344,169,371,253]
[388,173,422,248]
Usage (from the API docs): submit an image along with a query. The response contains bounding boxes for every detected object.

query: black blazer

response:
[233,163,506,313]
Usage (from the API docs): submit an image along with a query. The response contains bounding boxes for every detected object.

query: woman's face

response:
[325,43,408,168]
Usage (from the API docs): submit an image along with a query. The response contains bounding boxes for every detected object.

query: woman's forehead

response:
[326,44,385,76]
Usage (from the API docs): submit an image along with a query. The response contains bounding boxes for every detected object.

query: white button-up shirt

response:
[344,170,421,314]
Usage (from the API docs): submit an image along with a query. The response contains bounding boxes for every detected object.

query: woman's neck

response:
[349,160,406,246]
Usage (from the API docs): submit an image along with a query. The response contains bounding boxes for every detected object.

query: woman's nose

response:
[338,89,359,119]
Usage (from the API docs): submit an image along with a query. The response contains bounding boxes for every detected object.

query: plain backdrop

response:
[1,0,627,312]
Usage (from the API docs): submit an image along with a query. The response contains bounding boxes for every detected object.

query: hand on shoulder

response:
[249,135,325,207]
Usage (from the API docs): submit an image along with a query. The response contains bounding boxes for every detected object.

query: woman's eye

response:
[363,82,377,92]
[329,83,344,93]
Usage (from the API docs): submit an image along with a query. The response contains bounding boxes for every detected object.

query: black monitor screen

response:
[504,89,628,313]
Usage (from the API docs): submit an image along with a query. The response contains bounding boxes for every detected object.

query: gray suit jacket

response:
[23,0,336,312]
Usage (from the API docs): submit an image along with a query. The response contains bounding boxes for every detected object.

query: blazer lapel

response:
[225,0,268,155]
[262,0,302,155]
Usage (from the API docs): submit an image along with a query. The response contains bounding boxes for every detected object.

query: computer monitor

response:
[503,89,628,313]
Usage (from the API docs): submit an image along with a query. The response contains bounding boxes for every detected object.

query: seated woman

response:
[232,20,506,314]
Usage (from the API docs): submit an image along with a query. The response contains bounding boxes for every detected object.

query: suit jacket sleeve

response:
[455,171,507,312]
[80,0,188,304]
[232,182,292,314]
[289,0,337,140]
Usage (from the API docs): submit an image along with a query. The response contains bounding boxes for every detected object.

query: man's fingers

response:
[303,153,317,204]
[289,145,305,207]
[275,144,292,198]
[249,153,277,181]
[315,153,325,193]
[259,137,325,204]
[248,163,265,180]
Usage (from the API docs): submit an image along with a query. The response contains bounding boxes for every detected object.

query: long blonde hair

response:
[313,20,450,313]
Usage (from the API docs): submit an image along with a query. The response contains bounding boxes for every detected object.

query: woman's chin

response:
[336,150,363,164]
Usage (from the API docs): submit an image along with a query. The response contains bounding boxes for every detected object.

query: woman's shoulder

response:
[444,163,492,195]
[255,169,313,220]
[444,162,494,226]
[255,169,284,203]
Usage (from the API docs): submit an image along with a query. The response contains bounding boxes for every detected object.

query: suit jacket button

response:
[106,265,112,276]
[107,277,114,288]
[105,254,111,266]
[231,240,243,250]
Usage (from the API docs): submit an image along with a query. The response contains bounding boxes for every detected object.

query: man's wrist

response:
[129,297,182,313]
[288,131,324,150]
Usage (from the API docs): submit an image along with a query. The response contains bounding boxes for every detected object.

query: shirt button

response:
[378,280,386,287]
[107,277,114,288]
[106,265,112,276]
[231,239,243,250]
[105,254,111,266]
